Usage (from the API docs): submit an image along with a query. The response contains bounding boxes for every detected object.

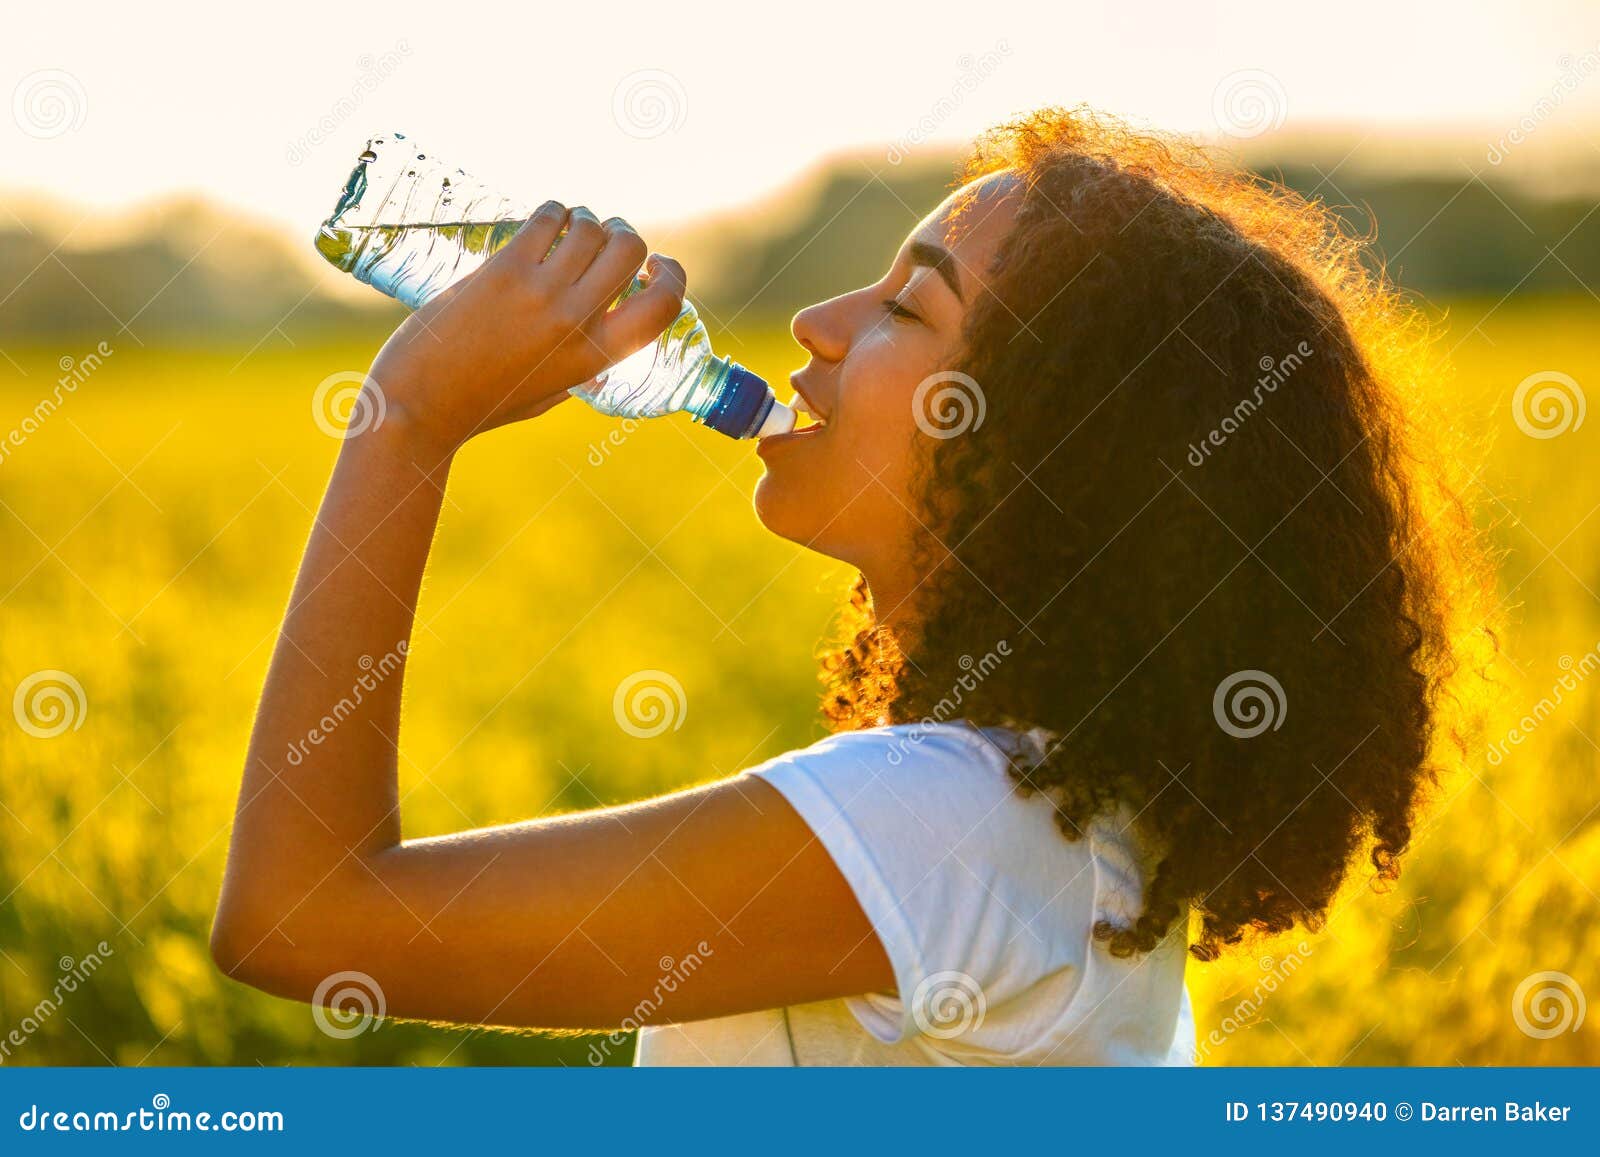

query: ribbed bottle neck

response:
[696,358,777,439]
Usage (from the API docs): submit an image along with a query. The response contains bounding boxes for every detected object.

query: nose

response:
[791,295,851,365]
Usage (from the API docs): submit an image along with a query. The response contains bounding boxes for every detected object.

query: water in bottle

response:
[314,133,796,440]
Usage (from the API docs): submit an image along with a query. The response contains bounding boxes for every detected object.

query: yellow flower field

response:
[1,296,1595,1064]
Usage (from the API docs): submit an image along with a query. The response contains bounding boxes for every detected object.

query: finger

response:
[500,200,569,266]
[573,217,650,315]
[594,254,686,362]
[542,205,606,282]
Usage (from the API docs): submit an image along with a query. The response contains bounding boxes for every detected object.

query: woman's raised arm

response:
[210,204,890,1029]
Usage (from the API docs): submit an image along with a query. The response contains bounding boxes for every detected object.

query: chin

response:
[753,470,835,553]
[752,471,804,541]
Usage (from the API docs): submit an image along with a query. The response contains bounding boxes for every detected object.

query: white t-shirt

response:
[635,722,1195,1066]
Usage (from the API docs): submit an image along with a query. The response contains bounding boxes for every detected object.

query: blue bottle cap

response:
[699,362,774,439]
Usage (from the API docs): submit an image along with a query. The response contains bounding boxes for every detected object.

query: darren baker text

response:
[1419,1102,1571,1123]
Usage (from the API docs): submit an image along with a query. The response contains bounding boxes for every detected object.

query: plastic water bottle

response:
[314,133,796,440]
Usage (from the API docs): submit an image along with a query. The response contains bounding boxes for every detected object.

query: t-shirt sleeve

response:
[745,725,1097,1053]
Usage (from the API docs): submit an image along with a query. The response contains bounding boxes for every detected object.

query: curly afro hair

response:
[821,107,1497,962]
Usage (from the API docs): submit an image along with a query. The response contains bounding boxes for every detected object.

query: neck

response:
[859,568,921,653]
[860,525,953,642]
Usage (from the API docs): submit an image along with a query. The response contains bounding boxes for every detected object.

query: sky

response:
[6,0,1600,235]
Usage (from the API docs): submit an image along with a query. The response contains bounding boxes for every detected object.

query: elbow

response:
[209,896,275,991]
[211,879,380,1005]
[210,891,319,1001]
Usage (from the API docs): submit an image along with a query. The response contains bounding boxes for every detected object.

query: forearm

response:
[216,416,452,956]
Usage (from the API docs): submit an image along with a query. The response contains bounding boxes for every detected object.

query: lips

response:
[788,376,830,427]
[758,376,830,452]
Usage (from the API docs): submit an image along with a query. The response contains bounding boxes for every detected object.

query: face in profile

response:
[753,173,1020,583]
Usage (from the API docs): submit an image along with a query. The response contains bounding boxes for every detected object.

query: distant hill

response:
[1267,164,1600,301]
[654,151,964,326]
[1,148,1596,346]
[0,196,398,345]
[674,153,1600,323]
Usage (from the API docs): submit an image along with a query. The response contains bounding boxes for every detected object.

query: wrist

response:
[339,397,463,472]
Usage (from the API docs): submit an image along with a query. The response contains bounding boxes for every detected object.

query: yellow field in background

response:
[1,297,1596,1065]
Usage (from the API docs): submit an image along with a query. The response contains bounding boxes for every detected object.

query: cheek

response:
[836,338,925,471]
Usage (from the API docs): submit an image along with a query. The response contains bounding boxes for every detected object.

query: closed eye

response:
[882,297,923,324]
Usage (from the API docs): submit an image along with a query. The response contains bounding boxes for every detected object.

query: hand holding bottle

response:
[367,201,687,454]
[318,135,795,444]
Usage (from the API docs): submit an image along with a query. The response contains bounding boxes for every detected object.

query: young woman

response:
[212,108,1493,1065]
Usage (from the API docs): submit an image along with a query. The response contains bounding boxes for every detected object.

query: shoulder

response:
[745,721,1157,953]
[744,724,1122,1054]
[753,721,1023,793]
[743,722,1111,949]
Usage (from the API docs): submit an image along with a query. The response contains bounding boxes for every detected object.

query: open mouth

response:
[759,404,826,448]
[758,375,831,449]
[791,408,827,433]
[762,396,826,444]
[786,378,830,432]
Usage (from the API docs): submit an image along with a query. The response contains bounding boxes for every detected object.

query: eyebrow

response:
[908,240,965,302]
